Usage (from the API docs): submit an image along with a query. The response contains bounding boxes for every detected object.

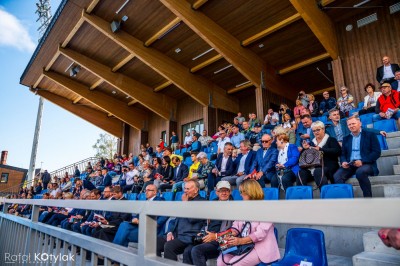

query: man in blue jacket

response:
[159,157,189,192]
[112,184,168,246]
[157,180,206,261]
[334,116,381,197]
[296,114,314,151]
[222,140,255,187]
[248,134,278,187]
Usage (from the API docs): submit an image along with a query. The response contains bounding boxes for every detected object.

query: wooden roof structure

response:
[20,0,393,137]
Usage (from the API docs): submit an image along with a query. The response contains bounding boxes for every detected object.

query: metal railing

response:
[49,157,99,178]
[0,198,399,265]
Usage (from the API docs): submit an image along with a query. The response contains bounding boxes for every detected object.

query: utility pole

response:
[26,0,52,188]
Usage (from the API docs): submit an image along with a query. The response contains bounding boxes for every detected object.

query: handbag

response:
[298,148,323,168]
[219,221,255,265]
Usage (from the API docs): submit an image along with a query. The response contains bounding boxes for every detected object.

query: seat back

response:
[376,134,388,150]
[359,113,374,126]
[161,191,174,201]
[199,190,207,199]
[263,187,279,200]
[282,228,328,266]
[174,191,184,201]
[318,116,328,123]
[358,102,364,109]
[320,184,354,199]
[285,186,313,200]
[373,119,398,133]
[209,190,217,201]
[231,189,243,200]
[138,193,146,201]
[184,157,193,167]
[128,193,138,200]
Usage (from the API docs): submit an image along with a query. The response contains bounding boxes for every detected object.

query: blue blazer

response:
[391,80,399,91]
[250,148,278,176]
[282,144,300,175]
[188,141,201,152]
[296,123,315,148]
[173,163,189,182]
[133,196,169,235]
[326,120,383,140]
[215,154,235,176]
[340,130,381,176]
[102,173,112,187]
[83,180,96,190]
[233,150,256,175]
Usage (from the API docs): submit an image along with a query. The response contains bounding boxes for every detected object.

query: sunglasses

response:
[261,140,271,143]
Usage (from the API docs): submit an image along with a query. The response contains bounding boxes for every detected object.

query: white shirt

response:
[383,65,395,80]
[184,135,192,145]
[278,143,290,165]
[237,152,248,174]
[126,169,139,185]
[264,112,279,125]
[218,137,231,153]
[220,155,229,174]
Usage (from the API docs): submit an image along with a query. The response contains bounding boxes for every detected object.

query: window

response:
[1,173,9,183]
[161,131,166,143]
[182,119,204,141]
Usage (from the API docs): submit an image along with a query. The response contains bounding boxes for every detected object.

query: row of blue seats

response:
[123,184,354,201]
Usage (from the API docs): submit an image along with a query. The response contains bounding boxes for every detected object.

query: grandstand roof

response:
[19,0,392,137]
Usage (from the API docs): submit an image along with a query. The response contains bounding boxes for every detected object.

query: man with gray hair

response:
[221,140,256,187]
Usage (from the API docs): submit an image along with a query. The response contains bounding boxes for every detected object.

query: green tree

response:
[92,133,118,159]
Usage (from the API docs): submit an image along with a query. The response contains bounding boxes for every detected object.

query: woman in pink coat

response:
[217,179,280,266]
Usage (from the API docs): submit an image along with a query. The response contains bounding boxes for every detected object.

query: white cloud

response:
[0,8,36,52]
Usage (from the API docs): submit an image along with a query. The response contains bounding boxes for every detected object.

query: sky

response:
[0,0,106,172]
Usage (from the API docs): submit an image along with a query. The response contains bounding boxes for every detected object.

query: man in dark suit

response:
[376,56,400,84]
[92,186,131,242]
[222,140,255,187]
[248,134,278,187]
[391,70,400,91]
[159,156,189,192]
[213,142,235,178]
[334,116,381,197]
[157,180,206,261]
[73,177,96,197]
[112,184,168,246]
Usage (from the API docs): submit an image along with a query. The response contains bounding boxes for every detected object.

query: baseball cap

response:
[380,83,391,88]
[254,123,262,127]
[216,180,231,190]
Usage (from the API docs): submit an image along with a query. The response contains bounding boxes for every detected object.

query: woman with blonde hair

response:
[217,179,280,265]
[293,100,306,124]
[307,94,319,117]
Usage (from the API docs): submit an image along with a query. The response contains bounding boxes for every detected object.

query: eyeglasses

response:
[145,189,155,192]
[312,128,322,133]
[261,140,271,143]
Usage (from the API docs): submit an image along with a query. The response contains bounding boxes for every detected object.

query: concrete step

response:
[387,132,400,138]
[353,184,400,198]
[353,251,400,266]
[378,149,400,176]
[387,137,400,150]
[394,165,400,175]
[347,175,400,186]
[363,231,400,256]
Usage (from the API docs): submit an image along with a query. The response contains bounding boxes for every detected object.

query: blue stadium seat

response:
[373,119,398,133]
[285,186,313,200]
[161,192,174,201]
[209,190,217,201]
[184,157,193,167]
[128,193,138,201]
[174,191,184,201]
[231,189,243,201]
[138,193,146,201]
[376,135,388,150]
[41,189,48,194]
[349,109,359,116]
[358,102,364,109]
[263,187,279,200]
[359,113,374,126]
[206,153,212,160]
[320,184,354,199]
[312,117,318,122]
[34,195,43,199]
[318,116,328,123]
[181,148,187,154]
[210,142,218,153]
[272,228,328,266]
[199,190,207,199]
[174,150,181,155]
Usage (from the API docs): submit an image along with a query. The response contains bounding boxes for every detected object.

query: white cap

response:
[216,180,231,190]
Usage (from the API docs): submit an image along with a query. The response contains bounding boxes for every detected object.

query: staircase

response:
[48,157,99,178]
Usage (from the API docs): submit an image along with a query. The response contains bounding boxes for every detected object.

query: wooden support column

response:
[332,57,345,98]
[203,106,217,136]
[121,123,130,155]
[140,131,149,147]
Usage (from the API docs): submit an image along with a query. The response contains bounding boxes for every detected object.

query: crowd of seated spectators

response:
[4,55,400,265]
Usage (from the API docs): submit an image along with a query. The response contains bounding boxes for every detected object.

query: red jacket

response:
[377,91,400,112]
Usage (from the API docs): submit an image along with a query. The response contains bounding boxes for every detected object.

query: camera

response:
[298,92,304,96]
[279,108,284,112]
[192,230,207,245]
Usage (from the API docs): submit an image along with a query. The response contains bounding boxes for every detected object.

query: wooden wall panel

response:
[336,7,400,104]
[148,113,167,147]
[176,96,203,140]
[128,126,141,155]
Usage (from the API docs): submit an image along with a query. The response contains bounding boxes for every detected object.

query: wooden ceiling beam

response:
[145,17,182,47]
[90,78,104,90]
[192,0,208,10]
[227,82,254,94]
[278,52,330,75]
[190,54,223,73]
[112,54,135,72]
[73,96,82,104]
[82,11,239,113]
[43,70,147,130]
[241,13,302,47]
[59,47,175,120]
[290,0,338,59]
[153,81,172,92]
[320,0,335,6]
[160,0,297,100]
[86,0,100,13]
[36,90,123,137]
[309,86,335,95]
[127,99,137,106]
